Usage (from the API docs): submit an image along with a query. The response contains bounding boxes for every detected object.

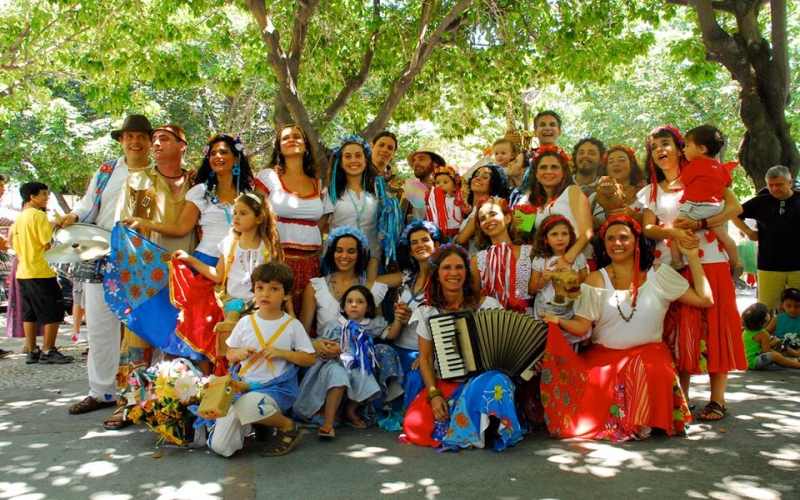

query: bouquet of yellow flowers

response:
[123,359,209,446]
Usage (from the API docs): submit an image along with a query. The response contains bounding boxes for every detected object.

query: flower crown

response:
[203,134,245,156]
[602,144,637,167]
[433,165,458,182]
[400,220,441,246]
[475,195,510,213]
[541,214,570,234]
[428,242,470,269]
[646,125,685,151]
[599,215,642,239]
[332,134,371,160]
[533,144,571,168]
[323,226,370,256]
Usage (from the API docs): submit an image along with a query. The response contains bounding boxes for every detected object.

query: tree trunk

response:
[670,0,799,190]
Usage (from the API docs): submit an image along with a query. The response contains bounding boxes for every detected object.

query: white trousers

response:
[84,283,121,401]
[207,393,279,457]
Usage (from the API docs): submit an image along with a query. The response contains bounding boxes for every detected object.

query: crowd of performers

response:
[23,113,748,457]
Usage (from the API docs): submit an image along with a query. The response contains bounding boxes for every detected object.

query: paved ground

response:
[1,286,798,500]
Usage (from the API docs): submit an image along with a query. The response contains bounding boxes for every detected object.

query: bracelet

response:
[426,389,443,401]
[560,255,574,265]
[699,219,708,229]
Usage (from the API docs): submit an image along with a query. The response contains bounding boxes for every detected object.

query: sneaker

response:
[25,348,42,364]
[0,348,13,359]
[38,347,74,364]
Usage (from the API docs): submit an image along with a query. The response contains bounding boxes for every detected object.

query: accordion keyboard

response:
[429,315,468,379]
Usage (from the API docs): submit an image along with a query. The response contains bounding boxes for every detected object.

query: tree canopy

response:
[0,0,796,194]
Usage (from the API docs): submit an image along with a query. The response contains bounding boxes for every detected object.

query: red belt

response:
[277,216,318,227]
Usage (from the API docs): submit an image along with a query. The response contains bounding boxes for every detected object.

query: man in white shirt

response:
[62,115,154,416]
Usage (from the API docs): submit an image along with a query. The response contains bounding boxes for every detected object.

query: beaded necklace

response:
[347,189,367,230]
[609,265,636,323]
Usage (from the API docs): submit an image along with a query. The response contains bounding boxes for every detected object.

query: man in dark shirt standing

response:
[735,165,800,309]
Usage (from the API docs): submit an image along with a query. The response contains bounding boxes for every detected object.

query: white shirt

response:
[186,183,232,257]
[227,313,315,384]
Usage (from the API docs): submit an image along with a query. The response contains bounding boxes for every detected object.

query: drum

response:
[53,223,111,246]
[53,258,108,283]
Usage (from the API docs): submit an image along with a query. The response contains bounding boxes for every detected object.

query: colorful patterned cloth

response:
[103,222,177,349]
[541,322,691,441]
[169,259,224,364]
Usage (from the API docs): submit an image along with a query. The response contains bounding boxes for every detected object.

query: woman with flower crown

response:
[637,125,746,423]
[376,220,443,408]
[400,243,523,451]
[125,134,255,266]
[539,216,712,441]
[255,125,324,316]
[320,135,402,281]
[470,196,535,316]
[513,145,593,270]
[298,227,404,425]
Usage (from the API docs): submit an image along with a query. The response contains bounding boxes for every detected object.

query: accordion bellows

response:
[428,310,548,381]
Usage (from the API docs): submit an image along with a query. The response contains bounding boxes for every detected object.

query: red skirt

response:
[665,262,747,374]
[542,323,690,441]
[284,249,320,320]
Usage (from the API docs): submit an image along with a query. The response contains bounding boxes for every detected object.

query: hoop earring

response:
[232,162,240,176]
[209,170,216,178]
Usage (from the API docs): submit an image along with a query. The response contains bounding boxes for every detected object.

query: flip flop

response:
[318,426,336,439]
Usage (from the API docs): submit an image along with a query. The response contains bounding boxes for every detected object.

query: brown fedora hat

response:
[110,114,154,141]
[151,124,187,145]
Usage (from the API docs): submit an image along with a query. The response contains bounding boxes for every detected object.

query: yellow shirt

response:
[12,207,55,279]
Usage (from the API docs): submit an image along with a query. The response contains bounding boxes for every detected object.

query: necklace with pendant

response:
[609,265,636,323]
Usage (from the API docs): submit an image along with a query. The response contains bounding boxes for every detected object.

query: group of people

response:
[11,107,797,459]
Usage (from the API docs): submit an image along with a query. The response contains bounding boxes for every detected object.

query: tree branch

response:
[287,0,320,79]
[246,0,319,156]
[770,0,788,99]
[361,0,472,140]
[315,0,382,131]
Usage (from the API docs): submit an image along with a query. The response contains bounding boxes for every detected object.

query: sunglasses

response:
[780,200,786,215]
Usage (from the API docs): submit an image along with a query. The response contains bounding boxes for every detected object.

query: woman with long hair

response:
[637,125,747,422]
[256,125,324,315]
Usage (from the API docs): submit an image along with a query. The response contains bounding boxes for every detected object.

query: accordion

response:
[428,309,547,381]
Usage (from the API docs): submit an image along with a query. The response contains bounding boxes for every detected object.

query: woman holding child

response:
[514,145,593,269]
[637,125,747,422]
[540,216,712,440]
[401,244,523,451]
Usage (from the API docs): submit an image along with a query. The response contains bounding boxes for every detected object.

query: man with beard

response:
[572,137,606,196]
[402,148,446,222]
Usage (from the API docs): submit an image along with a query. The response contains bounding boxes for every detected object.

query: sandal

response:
[697,401,727,422]
[318,426,336,439]
[69,396,116,415]
[261,426,303,457]
[104,408,133,430]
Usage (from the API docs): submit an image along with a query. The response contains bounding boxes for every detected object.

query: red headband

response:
[600,215,643,307]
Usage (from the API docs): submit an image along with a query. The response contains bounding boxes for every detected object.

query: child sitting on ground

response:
[741,302,800,371]
[766,288,800,349]
[293,285,397,438]
[426,166,469,241]
[670,125,742,277]
[207,262,316,458]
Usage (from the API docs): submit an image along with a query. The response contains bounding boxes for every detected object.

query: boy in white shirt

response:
[208,261,316,457]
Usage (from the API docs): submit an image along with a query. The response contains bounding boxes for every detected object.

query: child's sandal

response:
[261,426,302,457]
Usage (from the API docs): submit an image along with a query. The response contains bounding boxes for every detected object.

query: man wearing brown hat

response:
[403,148,446,222]
[63,114,155,416]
